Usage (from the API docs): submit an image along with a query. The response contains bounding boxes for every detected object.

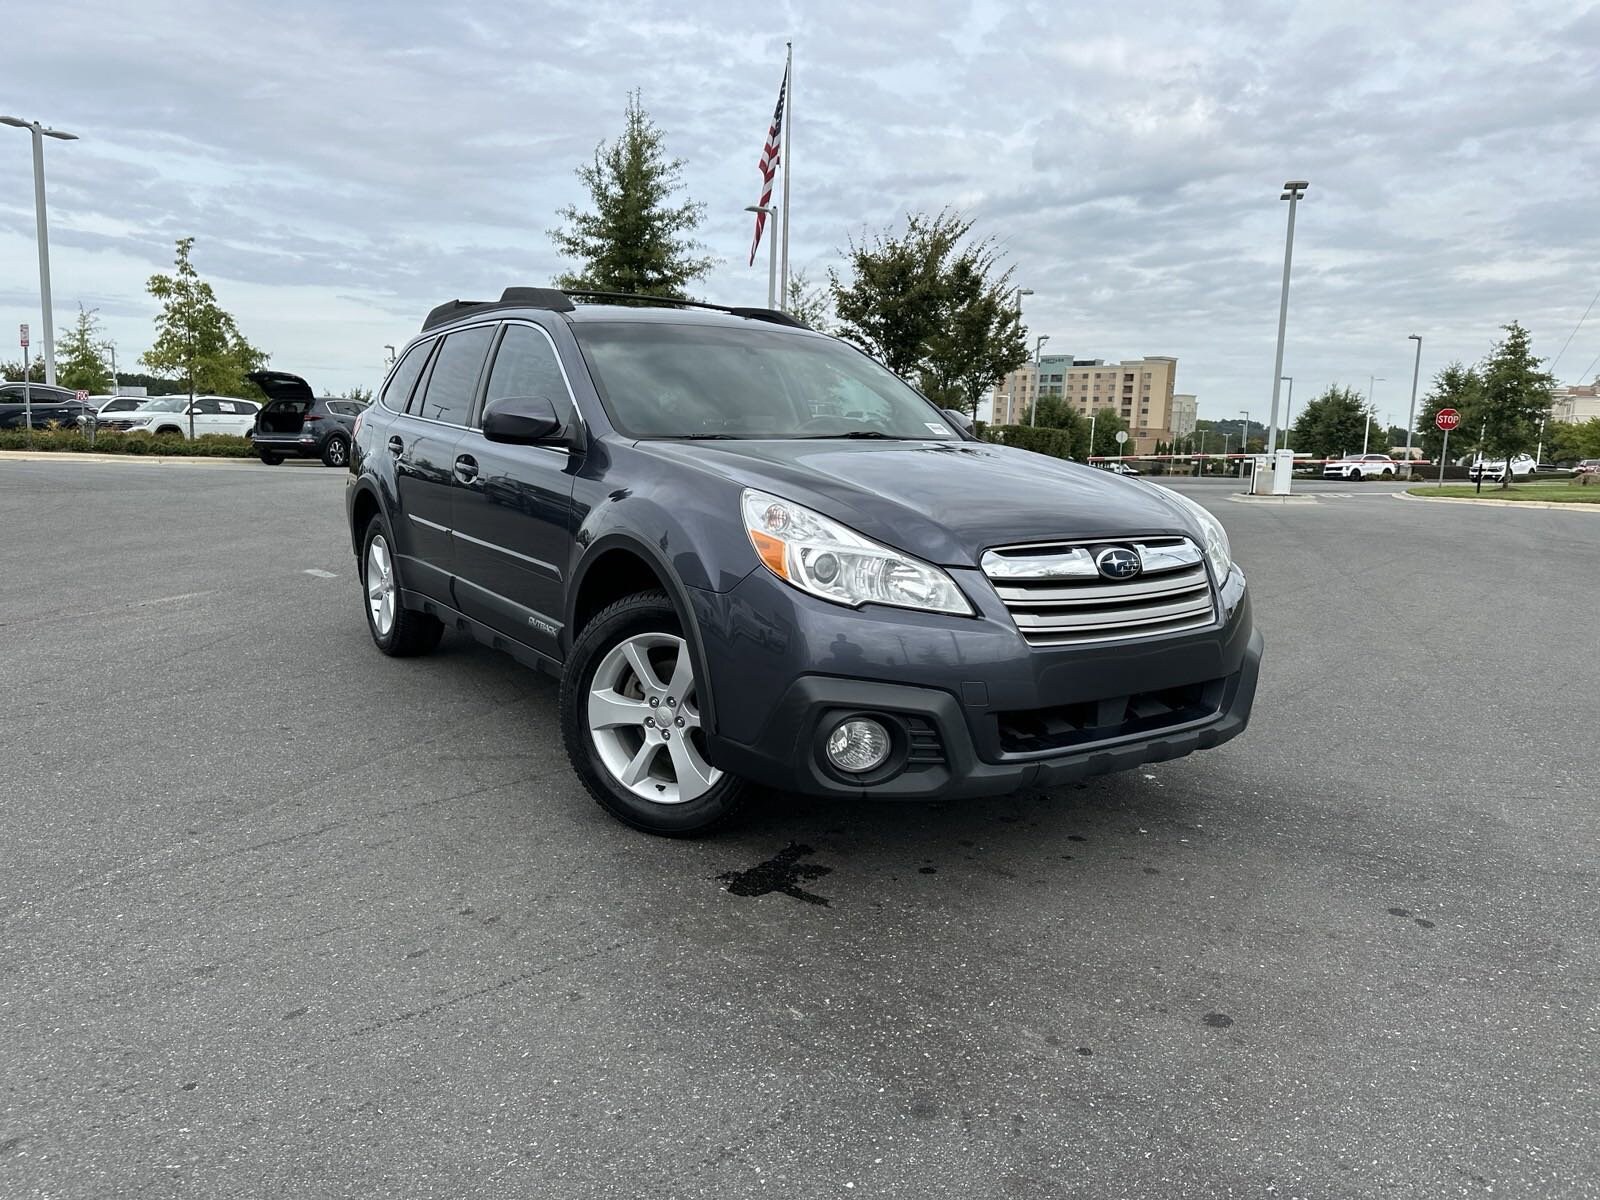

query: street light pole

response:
[1030,334,1049,426]
[1404,334,1422,465]
[1265,180,1308,481]
[1239,408,1251,478]
[2,115,79,387]
[1279,376,1293,450]
[1364,375,1385,454]
[744,204,779,309]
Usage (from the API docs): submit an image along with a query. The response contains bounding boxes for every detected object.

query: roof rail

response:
[563,290,809,330]
[420,289,809,333]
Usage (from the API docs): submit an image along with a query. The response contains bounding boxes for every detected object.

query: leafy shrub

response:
[982,423,1079,460]
[0,426,255,457]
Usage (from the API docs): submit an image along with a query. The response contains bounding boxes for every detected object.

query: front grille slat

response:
[981,536,1216,647]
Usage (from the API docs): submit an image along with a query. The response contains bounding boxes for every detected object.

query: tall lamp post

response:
[744,204,779,309]
[1403,335,1422,465]
[1265,180,1308,481]
[1363,375,1385,454]
[1029,334,1049,426]
[2,114,79,387]
[1279,376,1293,450]
[1239,408,1251,477]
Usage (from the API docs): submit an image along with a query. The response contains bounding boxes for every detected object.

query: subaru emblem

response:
[1095,546,1142,581]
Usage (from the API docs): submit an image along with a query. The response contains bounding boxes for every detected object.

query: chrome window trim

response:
[378,335,440,415]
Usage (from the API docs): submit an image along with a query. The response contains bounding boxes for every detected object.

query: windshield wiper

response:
[803,430,901,440]
[674,433,742,440]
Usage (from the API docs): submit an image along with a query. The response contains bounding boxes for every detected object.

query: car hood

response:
[636,438,1200,567]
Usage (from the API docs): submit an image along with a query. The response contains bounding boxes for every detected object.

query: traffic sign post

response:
[1115,428,1128,466]
[19,324,31,448]
[1435,408,1460,488]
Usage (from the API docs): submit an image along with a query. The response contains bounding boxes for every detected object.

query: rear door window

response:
[381,340,432,413]
[480,323,575,428]
[414,327,493,426]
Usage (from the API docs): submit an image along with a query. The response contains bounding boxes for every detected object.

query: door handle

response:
[454,454,479,483]
[387,435,404,456]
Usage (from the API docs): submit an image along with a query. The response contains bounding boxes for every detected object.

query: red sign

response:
[1435,408,1460,431]
[19,323,28,348]
[74,390,89,402]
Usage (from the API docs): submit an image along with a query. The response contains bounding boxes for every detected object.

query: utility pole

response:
[1404,335,1422,466]
[1265,180,1308,484]
[1,115,79,387]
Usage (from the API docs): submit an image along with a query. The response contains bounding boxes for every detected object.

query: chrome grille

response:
[981,536,1215,646]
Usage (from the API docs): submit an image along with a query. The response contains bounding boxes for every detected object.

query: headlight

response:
[1152,485,1233,581]
[741,489,972,615]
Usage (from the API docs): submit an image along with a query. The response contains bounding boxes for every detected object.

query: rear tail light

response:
[353,411,365,436]
[303,413,322,423]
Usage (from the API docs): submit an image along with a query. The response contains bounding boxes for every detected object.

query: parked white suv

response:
[1468,454,1536,483]
[101,396,261,438]
[1323,453,1400,480]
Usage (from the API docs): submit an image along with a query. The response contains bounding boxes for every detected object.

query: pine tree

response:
[550,92,714,296]
[1476,321,1554,488]
[56,305,112,393]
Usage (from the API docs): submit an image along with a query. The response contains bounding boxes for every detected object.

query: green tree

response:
[1287,385,1383,461]
[141,237,269,435]
[1,354,47,383]
[1089,407,1129,458]
[1544,416,1600,460]
[1031,396,1089,457]
[343,386,374,403]
[785,270,831,330]
[56,305,112,392]
[550,91,714,296]
[829,210,1027,420]
[1476,320,1554,488]
[1416,362,1482,462]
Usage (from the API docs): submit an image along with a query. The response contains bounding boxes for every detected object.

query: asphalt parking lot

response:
[2,459,1596,1199]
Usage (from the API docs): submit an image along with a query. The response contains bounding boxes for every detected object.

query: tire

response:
[359,516,443,658]
[1348,468,1362,481]
[1381,468,1394,478]
[156,426,184,438]
[559,590,745,835]
[321,434,350,469]
[258,451,284,465]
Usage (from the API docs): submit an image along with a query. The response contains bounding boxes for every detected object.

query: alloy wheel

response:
[366,534,396,637]
[587,632,719,805]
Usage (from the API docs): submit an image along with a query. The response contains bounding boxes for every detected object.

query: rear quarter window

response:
[380,340,433,413]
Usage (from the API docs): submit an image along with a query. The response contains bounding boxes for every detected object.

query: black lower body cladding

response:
[692,565,1261,799]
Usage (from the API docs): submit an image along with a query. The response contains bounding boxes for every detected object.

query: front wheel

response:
[559,590,745,835]
[258,451,284,465]
[360,516,443,657]
[321,434,350,468]
[1348,468,1363,481]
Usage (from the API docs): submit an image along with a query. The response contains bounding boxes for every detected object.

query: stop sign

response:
[1435,408,1461,431]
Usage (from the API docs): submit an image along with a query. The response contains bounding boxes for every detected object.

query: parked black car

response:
[341,288,1262,835]
[0,383,95,430]
[248,371,366,467]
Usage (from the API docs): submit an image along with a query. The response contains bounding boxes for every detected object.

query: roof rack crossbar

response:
[562,291,808,329]
[420,290,809,332]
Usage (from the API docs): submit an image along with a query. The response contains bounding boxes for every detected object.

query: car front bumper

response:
[694,564,1262,800]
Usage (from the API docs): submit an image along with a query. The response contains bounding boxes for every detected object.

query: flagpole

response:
[779,40,792,312]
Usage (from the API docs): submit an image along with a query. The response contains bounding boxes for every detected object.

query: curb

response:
[1224,493,1317,505]
[1,451,271,468]
[1398,490,1600,513]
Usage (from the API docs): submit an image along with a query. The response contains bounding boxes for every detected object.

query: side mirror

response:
[942,408,974,433]
[482,395,562,445]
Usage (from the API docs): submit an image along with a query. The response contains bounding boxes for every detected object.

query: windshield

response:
[139,398,187,412]
[572,321,959,440]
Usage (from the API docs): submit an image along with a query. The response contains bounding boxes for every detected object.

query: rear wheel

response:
[321,434,350,468]
[258,451,284,465]
[156,425,184,438]
[559,591,745,835]
[1348,468,1363,481]
[1381,467,1394,478]
[360,517,443,657]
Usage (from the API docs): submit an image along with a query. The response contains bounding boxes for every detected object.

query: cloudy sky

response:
[3,0,1598,426]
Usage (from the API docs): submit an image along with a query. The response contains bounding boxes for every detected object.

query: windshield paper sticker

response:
[925,423,955,436]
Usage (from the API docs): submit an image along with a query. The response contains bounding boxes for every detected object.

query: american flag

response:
[749,63,788,266]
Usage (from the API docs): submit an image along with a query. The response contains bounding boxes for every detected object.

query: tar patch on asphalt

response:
[717,842,833,905]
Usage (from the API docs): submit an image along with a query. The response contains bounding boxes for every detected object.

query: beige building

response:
[1551,384,1600,423]
[988,355,1181,453]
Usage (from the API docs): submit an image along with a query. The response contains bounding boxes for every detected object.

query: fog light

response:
[825,717,891,774]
